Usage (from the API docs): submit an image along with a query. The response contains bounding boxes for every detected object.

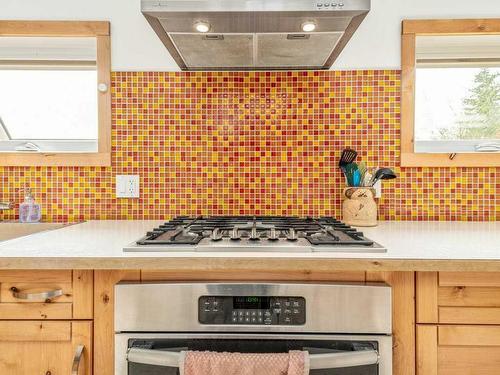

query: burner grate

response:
[137,227,205,245]
[135,216,374,247]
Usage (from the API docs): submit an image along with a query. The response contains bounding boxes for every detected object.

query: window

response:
[0,21,111,166]
[415,35,500,153]
[401,19,500,167]
[0,37,98,152]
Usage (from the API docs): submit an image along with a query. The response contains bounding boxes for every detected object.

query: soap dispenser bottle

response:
[19,187,41,223]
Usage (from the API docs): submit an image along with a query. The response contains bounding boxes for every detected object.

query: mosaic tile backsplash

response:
[0,70,498,222]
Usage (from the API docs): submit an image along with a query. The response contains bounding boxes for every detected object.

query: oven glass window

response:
[127,338,379,375]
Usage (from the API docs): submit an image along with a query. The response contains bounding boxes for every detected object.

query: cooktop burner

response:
[125,216,385,253]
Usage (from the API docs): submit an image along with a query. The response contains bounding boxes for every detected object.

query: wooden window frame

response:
[0,21,111,167]
[401,19,500,167]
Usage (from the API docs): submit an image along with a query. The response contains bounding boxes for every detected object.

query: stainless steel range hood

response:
[142,0,370,71]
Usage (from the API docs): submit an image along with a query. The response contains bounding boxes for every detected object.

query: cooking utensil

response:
[357,161,367,185]
[370,168,397,186]
[363,171,372,187]
[343,163,358,187]
[338,149,358,185]
[353,169,361,187]
[339,149,358,168]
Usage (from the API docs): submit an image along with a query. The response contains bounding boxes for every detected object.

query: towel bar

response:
[127,347,379,370]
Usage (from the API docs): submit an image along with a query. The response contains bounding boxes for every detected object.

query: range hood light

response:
[301,21,317,32]
[194,21,211,33]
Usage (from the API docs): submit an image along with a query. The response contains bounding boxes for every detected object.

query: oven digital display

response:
[233,296,271,309]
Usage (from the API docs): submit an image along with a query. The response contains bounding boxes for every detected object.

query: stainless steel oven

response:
[115,282,392,375]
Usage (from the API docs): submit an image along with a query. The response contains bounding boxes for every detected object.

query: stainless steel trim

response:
[123,238,387,252]
[10,287,63,301]
[142,0,370,14]
[115,333,392,375]
[71,345,84,375]
[115,282,391,334]
[127,347,379,369]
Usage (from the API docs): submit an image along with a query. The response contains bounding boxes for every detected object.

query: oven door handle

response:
[309,350,379,369]
[126,348,379,370]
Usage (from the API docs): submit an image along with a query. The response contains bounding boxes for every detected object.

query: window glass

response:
[0,69,98,140]
[414,35,500,153]
[0,36,98,153]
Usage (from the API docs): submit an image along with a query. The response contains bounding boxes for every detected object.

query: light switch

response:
[116,175,140,198]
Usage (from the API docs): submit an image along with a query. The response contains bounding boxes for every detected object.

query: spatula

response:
[338,149,358,168]
[338,149,358,184]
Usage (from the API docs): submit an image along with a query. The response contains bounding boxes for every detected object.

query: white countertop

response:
[0,220,498,262]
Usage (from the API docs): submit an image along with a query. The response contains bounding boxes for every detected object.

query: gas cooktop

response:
[124,216,386,253]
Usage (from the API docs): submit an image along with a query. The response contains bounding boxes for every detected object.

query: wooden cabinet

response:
[0,320,92,375]
[417,272,500,375]
[417,325,500,375]
[0,270,93,320]
[0,270,94,374]
[417,272,500,324]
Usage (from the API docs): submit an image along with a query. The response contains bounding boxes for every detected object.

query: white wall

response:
[3,0,500,71]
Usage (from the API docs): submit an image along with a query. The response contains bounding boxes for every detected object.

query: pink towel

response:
[180,350,310,375]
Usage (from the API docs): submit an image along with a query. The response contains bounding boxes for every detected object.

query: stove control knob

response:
[211,228,223,241]
[268,228,279,241]
[286,228,298,241]
[230,228,240,241]
[249,227,260,241]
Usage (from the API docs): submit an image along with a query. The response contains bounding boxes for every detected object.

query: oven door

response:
[115,333,392,375]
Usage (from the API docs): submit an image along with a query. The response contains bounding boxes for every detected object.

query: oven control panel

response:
[198,296,306,325]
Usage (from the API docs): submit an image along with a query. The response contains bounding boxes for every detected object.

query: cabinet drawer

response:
[417,272,500,324]
[417,325,500,375]
[0,320,92,375]
[141,270,366,282]
[0,270,93,319]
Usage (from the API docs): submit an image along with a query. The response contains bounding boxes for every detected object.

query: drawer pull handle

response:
[72,345,85,375]
[10,287,63,301]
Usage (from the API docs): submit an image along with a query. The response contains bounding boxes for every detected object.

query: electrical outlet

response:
[374,179,382,198]
[116,175,140,198]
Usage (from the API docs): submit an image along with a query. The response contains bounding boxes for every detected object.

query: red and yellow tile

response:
[0,71,498,222]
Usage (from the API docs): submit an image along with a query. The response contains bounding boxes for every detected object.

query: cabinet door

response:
[0,321,92,375]
[417,325,500,375]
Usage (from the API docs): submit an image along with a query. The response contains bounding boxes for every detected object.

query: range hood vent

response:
[142,0,370,71]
